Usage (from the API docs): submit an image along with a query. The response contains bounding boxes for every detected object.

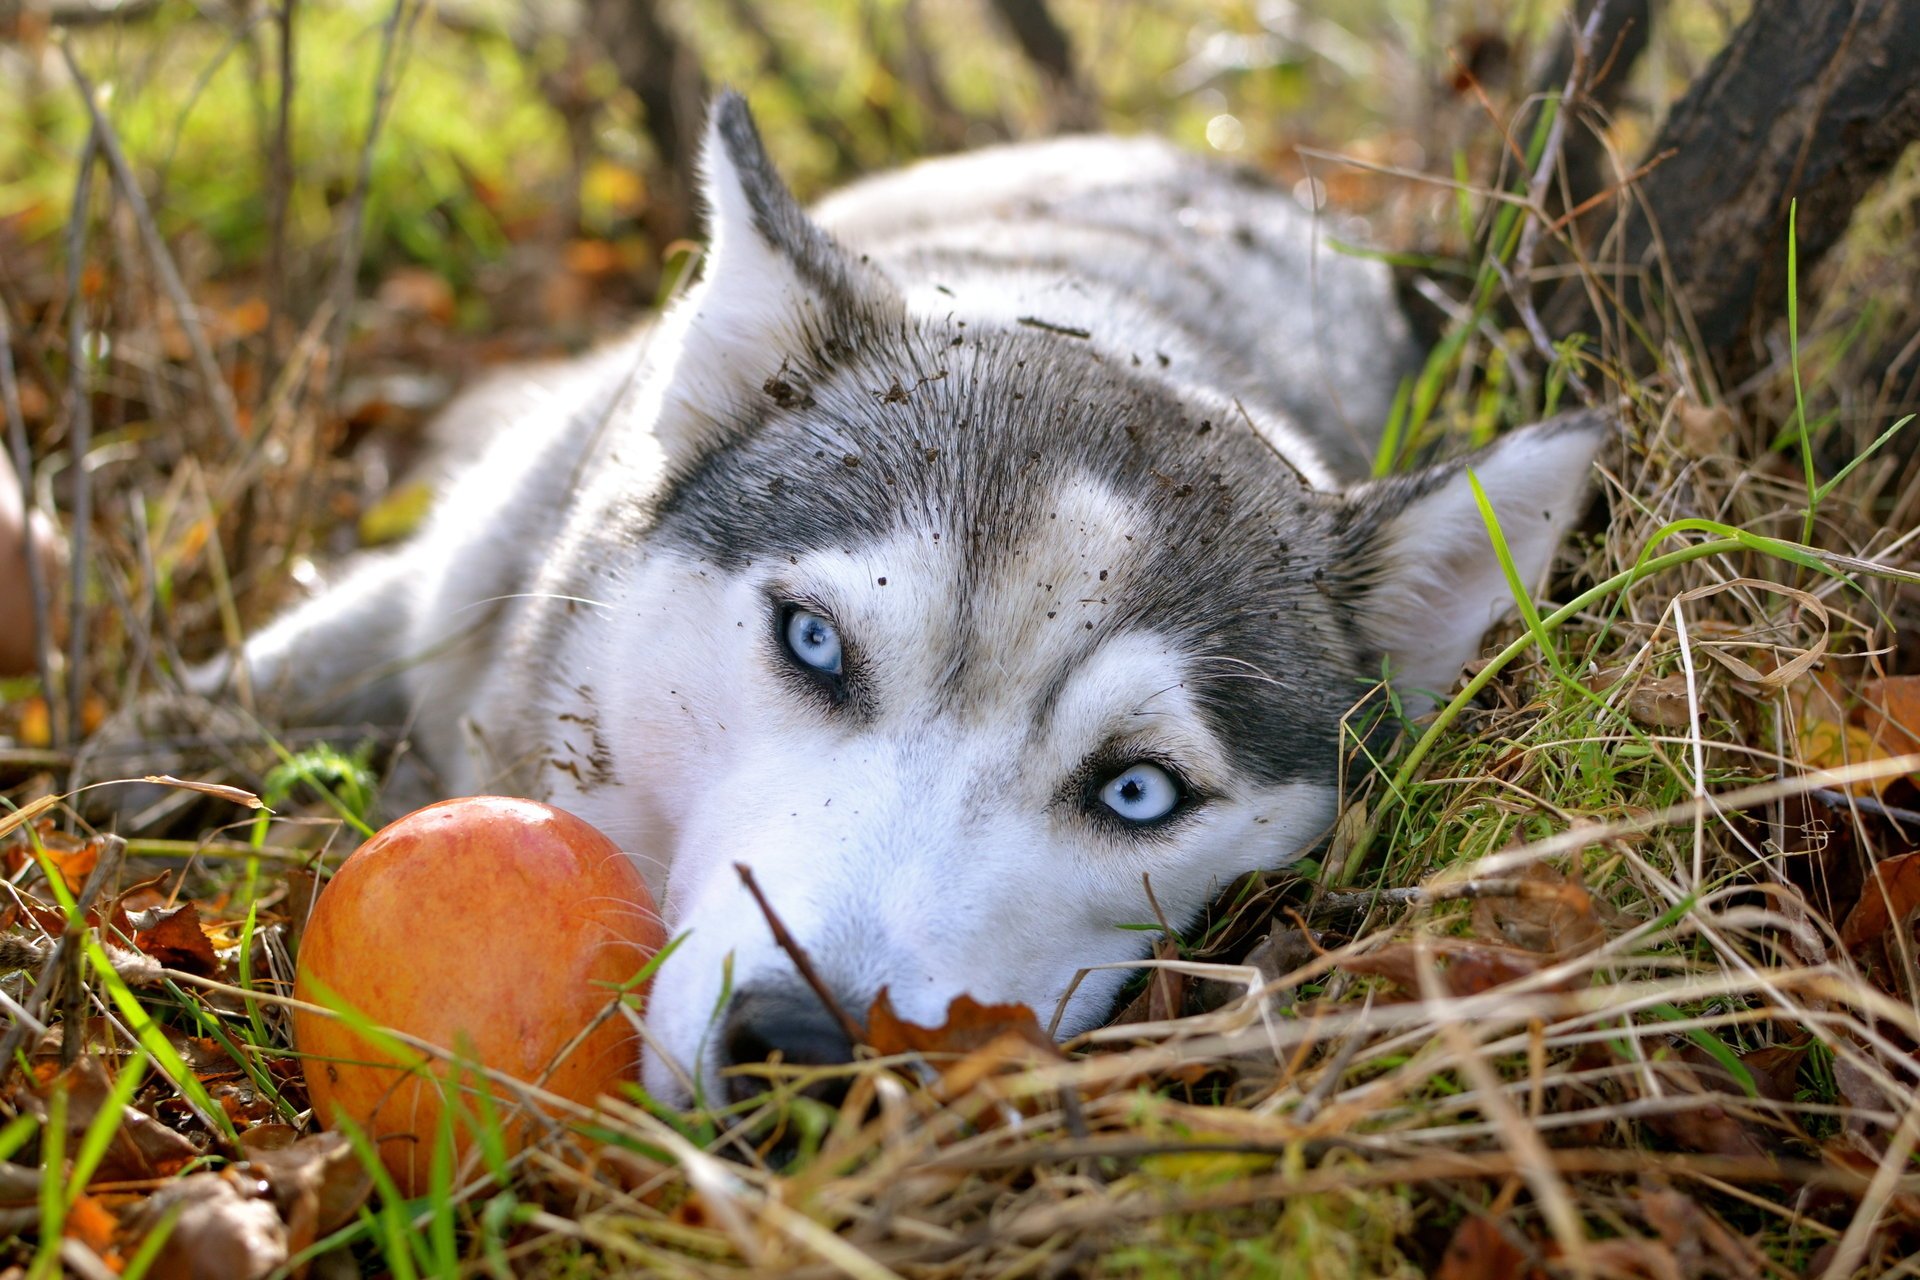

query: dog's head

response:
[548,96,1602,1106]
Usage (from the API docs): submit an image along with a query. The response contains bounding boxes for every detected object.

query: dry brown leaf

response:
[1340,941,1556,998]
[1434,1215,1538,1280]
[1793,668,1915,796]
[26,1056,199,1182]
[38,832,102,893]
[63,1192,120,1258]
[1860,675,1920,755]
[131,902,221,978]
[1471,863,1606,956]
[239,1130,372,1259]
[1838,852,1920,951]
[866,990,1056,1060]
[124,1171,288,1280]
[1642,1055,1776,1163]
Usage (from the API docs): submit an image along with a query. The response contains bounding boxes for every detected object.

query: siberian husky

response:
[222,94,1602,1104]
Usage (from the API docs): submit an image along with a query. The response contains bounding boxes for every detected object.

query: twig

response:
[320,0,424,409]
[1502,0,1607,406]
[1807,787,1920,828]
[54,37,245,450]
[0,278,56,726]
[264,0,297,397]
[62,125,98,751]
[733,862,868,1049]
[0,835,127,1082]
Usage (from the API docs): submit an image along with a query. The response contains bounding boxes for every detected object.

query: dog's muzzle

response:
[720,984,855,1104]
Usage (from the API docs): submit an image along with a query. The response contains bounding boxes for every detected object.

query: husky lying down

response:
[229,94,1601,1104]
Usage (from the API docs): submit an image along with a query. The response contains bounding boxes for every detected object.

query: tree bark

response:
[1547,0,1920,386]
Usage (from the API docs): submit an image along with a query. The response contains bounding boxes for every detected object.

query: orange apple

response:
[292,797,663,1195]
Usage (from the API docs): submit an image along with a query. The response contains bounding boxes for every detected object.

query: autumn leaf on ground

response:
[1434,1215,1539,1280]
[123,1171,288,1280]
[1793,669,1916,795]
[26,1056,198,1182]
[237,1129,372,1257]
[1860,676,1920,755]
[1339,941,1568,998]
[129,902,221,977]
[22,827,103,893]
[1838,852,1920,951]
[63,1192,120,1259]
[1641,1051,1779,1163]
[866,991,1056,1059]
[1470,862,1608,956]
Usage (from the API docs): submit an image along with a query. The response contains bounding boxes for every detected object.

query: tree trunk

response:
[584,0,707,258]
[1547,0,1920,386]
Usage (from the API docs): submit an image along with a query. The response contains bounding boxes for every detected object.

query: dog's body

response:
[232,97,1600,1104]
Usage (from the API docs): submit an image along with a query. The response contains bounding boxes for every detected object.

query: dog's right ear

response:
[1334,413,1606,713]
[653,92,898,461]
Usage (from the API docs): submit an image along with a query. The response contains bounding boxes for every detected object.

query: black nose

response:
[720,986,855,1104]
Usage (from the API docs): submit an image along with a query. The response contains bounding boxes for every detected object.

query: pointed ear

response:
[1339,413,1606,710]
[655,92,895,459]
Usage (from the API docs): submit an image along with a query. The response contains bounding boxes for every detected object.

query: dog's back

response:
[816,135,1415,480]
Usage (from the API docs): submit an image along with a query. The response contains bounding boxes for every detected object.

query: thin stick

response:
[734,861,868,1048]
[0,835,126,1081]
[320,0,424,408]
[54,37,245,450]
[62,126,98,751]
[0,282,56,725]
[1505,0,1608,406]
[264,0,297,402]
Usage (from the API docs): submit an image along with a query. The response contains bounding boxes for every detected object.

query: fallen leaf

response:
[1641,1054,1776,1163]
[866,991,1056,1059]
[1860,675,1920,755]
[239,1130,372,1257]
[1434,1215,1536,1280]
[1340,941,1559,998]
[1471,862,1607,956]
[131,902,221,977]
[1625,672,1697,729]
[124,1171,288,1280]
[37,832,101,893]
[1793,669,1914,795]
[25,1056,199,1182]
[63,1193,119,1257]
[1838,852,1920,951]
[1675,398,1736,458]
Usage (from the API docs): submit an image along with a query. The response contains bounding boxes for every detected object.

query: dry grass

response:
[4,1,1920,1276]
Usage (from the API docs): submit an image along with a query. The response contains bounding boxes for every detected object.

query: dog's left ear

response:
[654,92,899,460]
[1336,412,1606,711]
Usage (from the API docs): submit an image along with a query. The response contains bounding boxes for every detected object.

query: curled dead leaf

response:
[25,1056,199,1182]
[239,1130,372,1258]
[130,902,221,978]
[1434,1215,1539,1280]
[1471,862,1608,956]
[1339,941,1565,998]
[865,991,1056,1060]
[1838,852,1920,951]
[124,1171,288,1280]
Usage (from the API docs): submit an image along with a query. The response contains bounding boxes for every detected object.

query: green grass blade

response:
[1467,468,1562,678]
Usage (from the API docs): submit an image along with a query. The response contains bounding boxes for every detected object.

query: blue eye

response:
[1098,763,1182,824]
[783,607,843,675]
